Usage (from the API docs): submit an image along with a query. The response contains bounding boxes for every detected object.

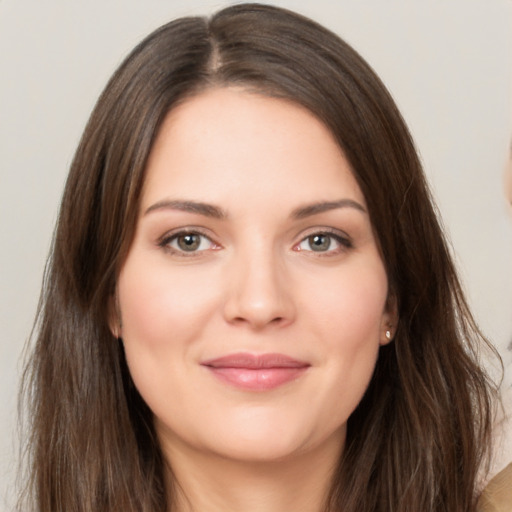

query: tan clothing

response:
[478,463,512,511]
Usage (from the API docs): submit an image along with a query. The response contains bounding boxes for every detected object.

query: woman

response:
[19,4,499,511]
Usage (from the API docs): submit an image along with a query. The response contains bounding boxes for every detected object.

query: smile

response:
[201,353,311,391]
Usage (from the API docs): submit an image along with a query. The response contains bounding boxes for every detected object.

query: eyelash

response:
[158,228,219,257]
[293,229,352,256]
[158,228,352,257]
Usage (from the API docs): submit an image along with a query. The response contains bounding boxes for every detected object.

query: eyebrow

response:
[291,199,367,219]
[144,198,366,219]
[144,199,227,219]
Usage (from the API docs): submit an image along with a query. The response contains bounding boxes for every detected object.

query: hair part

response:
[19,4,500,511]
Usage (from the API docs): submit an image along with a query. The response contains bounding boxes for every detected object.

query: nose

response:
[222,247,296,330]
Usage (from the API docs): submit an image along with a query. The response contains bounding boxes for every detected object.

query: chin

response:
[207,435,311,464]
[197,413,345,465]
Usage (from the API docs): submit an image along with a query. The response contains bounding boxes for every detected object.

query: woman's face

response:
[115,88,395,464]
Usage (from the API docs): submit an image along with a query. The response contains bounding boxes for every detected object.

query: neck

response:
[163,437,343,512]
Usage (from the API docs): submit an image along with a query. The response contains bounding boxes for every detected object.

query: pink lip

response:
[201,353,310,391]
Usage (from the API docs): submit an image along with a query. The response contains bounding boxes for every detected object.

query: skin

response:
[114,87,396,512]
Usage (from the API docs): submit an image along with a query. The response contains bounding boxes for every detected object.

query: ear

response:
[380,294,398,346]
[108,291,122,339]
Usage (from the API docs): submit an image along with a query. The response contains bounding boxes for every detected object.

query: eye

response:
[295,231,352,254]
[160,230,218,255]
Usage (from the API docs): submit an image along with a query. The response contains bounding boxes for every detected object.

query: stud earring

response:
[385,330,392,341]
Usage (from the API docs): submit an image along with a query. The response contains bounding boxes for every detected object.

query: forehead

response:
[141,87,366,212]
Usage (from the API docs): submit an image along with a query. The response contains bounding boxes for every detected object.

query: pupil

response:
[309,234,330,251]
[178,234,200,251]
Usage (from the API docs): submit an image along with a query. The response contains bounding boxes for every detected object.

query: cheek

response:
[303,263,388,412]
[309,263,388,344]
[117,255,219,350]
[116,254,222,420]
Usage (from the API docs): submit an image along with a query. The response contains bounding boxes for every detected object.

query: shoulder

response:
[477,462,512,512]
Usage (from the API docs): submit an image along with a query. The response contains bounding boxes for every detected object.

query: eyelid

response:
[293,227,352,254]
[156,225,352,257]
[157,227,221,255]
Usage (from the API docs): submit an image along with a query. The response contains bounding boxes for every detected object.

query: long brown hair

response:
[19,4,499,511]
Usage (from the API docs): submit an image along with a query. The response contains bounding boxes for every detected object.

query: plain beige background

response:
[1,0,511,509]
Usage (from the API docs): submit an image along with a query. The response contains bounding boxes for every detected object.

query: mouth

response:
[201,353,310,391]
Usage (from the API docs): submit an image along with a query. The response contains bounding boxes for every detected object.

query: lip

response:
[201,353,310,391]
